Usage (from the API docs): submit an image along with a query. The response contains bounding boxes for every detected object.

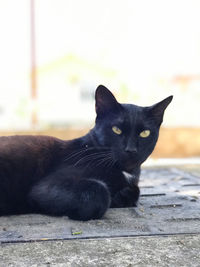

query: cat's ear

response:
[95,85,122,118]
[149,95,173,125]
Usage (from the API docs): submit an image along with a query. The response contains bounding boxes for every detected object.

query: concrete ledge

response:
[1,235,200,267]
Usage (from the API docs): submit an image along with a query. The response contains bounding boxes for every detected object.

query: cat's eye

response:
[112,126,122,135]
[139,130,150,138]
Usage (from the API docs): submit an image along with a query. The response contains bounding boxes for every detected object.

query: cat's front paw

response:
[111,185,140,208]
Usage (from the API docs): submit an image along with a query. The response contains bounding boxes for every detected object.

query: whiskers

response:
[63,147,95,163]
[83,151,116,171]
[63,147,117,171]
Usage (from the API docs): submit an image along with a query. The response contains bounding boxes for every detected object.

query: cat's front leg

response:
[110,184,140,208]
[28,168,111,221]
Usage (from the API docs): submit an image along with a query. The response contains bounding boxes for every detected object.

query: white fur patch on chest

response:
[122,171,136,185]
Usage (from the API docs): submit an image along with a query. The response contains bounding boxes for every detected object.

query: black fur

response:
[0,85,173,220]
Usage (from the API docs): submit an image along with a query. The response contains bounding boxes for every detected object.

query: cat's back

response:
[0,135,66,180]
[0,135,62,164]
[0,134,58,148]
[0,135,59,155]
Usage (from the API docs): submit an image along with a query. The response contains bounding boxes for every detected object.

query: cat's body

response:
[0,86,172,220]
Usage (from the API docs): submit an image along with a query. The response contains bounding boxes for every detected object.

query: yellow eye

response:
[112,126,122,135]
[140,130,150,138]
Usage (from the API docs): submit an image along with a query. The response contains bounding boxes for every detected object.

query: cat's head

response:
[93,85,173,172]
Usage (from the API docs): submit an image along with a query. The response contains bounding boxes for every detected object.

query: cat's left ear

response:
[149,95,173,125]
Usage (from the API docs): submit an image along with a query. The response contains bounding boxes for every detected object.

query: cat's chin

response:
[121,162,139,173]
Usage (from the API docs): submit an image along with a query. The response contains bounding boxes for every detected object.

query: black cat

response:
[0,85,172,220]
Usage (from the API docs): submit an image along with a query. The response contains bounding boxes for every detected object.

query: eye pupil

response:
[112,126,122,135]
[140,130,150,138]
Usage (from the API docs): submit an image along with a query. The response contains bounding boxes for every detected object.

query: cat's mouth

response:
[124,163,138,172]
[113,151,140,172]
[119,158,139,172]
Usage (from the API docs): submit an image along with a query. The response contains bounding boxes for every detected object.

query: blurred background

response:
[0,0,199,160]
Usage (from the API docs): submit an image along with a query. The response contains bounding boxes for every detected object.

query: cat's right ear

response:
[149,95,173,125]
[95,85,122,118]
